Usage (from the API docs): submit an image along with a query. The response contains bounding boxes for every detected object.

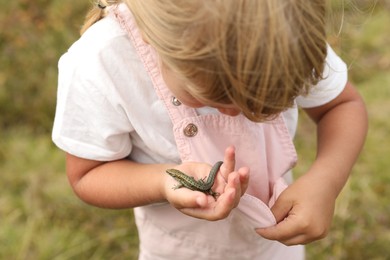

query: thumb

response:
[255,198,293,240]
[169,188,208,209]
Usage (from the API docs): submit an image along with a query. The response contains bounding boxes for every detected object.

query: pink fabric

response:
[114,4,304,259]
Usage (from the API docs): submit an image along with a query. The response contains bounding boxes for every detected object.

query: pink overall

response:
[114,5,304,259]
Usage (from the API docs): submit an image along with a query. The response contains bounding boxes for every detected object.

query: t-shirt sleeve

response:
[296,44,348,108]
[52,37,134,161]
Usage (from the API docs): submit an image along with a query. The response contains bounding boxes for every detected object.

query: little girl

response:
[52,0,368,259]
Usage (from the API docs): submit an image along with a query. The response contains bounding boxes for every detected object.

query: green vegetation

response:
[1,1,389,259]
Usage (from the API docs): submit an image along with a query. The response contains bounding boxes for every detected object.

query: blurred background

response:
[0,0,389,259]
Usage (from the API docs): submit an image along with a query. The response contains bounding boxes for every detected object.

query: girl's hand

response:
[255,171,337,245]
[164,146,250,221]
[256,82,367,245]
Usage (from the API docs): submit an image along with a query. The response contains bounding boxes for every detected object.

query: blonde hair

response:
[80,0,121,35]
[82,0,327,122]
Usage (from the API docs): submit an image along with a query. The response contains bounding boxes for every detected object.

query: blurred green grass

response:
[1,0,389,259]
[0,130,139,259]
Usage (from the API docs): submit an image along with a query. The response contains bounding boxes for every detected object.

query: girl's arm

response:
[66,154,172,208]
[257,81,368,245]
[65,146,249,220]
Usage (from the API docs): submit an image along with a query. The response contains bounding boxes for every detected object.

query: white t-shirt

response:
[52,12,348,164]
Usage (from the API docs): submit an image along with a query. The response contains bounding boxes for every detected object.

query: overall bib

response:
[114,5,304,259]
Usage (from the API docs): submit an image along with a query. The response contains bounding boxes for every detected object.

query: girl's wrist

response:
[159,163,179,202]
[306,160,350,199]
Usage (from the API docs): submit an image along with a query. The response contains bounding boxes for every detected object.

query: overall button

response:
[183,123,198,137]
[171,96,182,106]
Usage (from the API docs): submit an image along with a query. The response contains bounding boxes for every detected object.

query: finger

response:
[255,212,302,242]
[170,188,209,209]
[223,171,242,208]
[210,187,236,219]
[237,166,250,195]
[257,223,310,246]
[221,146,236,179]
[279,234,312,246]
[181,188,236,220]
[228,173,239,207]
[270,196,293,223]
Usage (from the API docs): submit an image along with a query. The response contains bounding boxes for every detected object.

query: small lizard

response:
[166,161,223,200]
